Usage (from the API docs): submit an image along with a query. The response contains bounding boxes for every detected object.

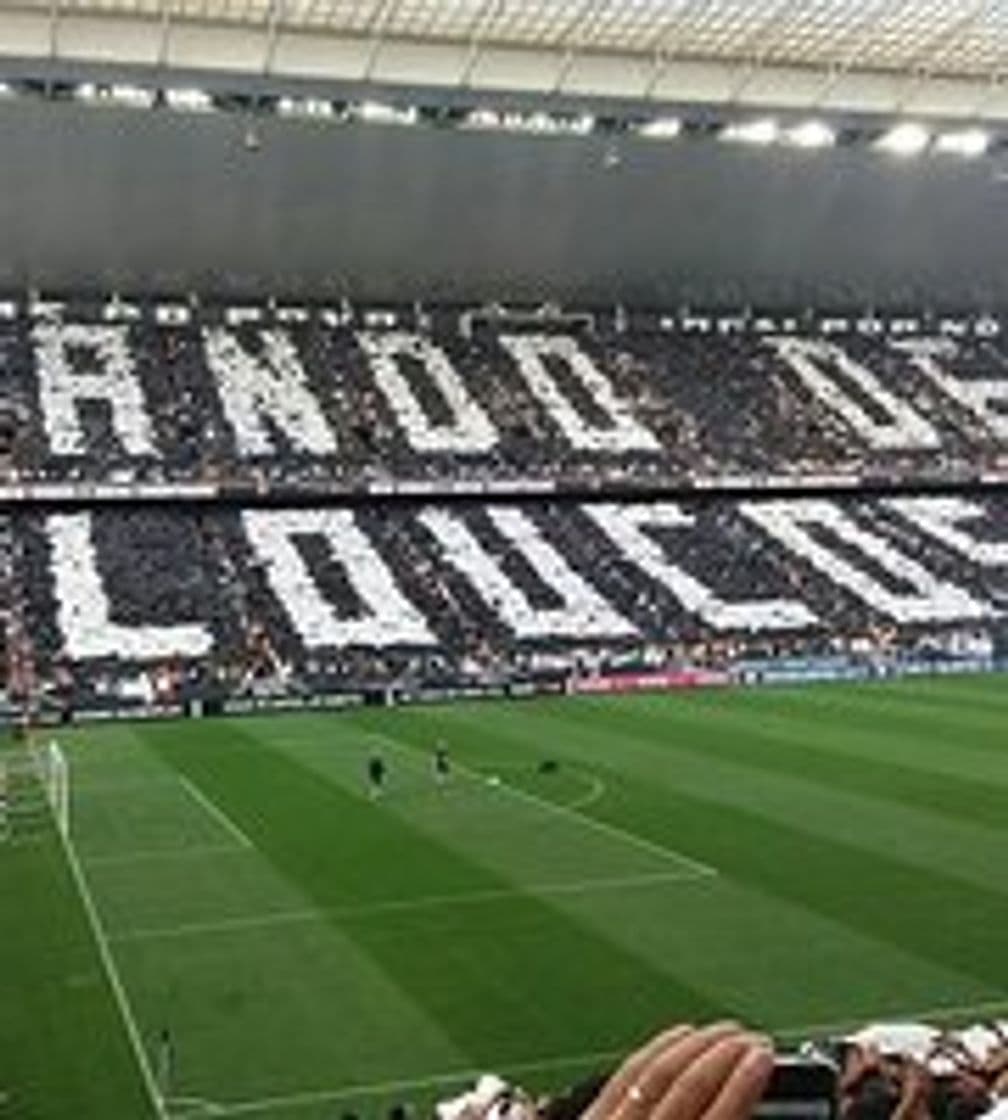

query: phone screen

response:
[754,1058,837,1120]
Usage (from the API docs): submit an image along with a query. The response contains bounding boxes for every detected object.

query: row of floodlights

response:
[718,118,989,156]
[0,77,994,156]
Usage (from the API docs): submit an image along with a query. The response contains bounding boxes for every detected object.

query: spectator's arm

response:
[890,1062,932,1120]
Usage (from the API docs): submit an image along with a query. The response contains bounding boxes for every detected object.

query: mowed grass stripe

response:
[113,907,469,1105]
[437,699,1008,897]
[744,686,1008,756]
[632,690,1008,790]
[286,711,990,1028]
[257,718,710,886]
[66,726,473,1103]
[0,823,154,1119]
[29,674,1007,1117]
[138,720,490,904]
[815,676,1008,723]
[676,680,1008,770]
[381,699,1008,990]
[562,748,1006,991]
[138,720,728,1067]
[543,692,1008,836]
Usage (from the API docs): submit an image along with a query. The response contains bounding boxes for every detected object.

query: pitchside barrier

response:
[731,654,1002,686]
[4,655,1005,730]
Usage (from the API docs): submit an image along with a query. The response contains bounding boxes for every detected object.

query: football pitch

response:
[3,674,1008,1120]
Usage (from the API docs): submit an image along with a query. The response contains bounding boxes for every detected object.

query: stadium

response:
[1,2,1007,1118]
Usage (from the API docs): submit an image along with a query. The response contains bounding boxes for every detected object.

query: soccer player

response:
[433,742,450,786]
[156,1027,174,1097]
[367,752,386,799]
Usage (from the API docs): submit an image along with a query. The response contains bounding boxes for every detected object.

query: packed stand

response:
[7,495,1006,710]
[3,304,1008,495]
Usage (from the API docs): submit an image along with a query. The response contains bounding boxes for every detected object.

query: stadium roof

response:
[3,0,1008,119]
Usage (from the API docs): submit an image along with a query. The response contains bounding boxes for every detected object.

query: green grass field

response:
[3,674,1008,1120]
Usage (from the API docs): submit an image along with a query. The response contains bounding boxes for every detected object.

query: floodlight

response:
[525,112,557,134]
[166,88,213,112]
[462,108,502,130]
[784,121,835,149]
[109,85,155,109]
[355,101,417,125]
[876,122,930,156]
[721,118,779,145]
[934,128,988,157]
[637,117,682,140]
[277,96,334,119]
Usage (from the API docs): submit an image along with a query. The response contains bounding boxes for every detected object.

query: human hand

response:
[840,1044,883,1094]
[583,1023,775,1120]
[892,1061,932,1120]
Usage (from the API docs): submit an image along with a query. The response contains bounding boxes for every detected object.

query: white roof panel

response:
[4,0,1008,116]
[0,0,1003,76]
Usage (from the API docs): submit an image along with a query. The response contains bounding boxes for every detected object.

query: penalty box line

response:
[368,731,719,880]
[177,777,254,850]
[111,867,715,944]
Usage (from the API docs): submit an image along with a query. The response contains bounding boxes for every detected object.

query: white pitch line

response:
[163,996,1008,1118]
[84,844,251,868]
[112,869,710,944]
[178,777,254,850]
[58,826,168,1118]
[370,731,718,879]
[114,907,321,944]
[164,1095,227,1117]
[565,774,606,812]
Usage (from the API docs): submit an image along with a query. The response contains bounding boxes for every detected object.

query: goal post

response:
[0,738,69,844]
[40,738,70,841]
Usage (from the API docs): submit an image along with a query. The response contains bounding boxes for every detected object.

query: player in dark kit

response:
[433,742,450,785]
[368,752,386,799]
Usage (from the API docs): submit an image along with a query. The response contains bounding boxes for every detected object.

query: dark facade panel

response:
[0,99,1005,308]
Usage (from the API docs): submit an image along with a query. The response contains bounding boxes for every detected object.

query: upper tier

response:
[3,304,1007,497]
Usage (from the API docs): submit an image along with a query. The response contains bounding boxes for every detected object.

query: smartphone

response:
[754,1057,837,1120]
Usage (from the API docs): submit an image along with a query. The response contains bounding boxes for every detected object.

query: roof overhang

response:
[3,5,1008,122]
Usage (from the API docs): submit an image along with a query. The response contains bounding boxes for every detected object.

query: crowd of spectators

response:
[3,301,1007,708]
[3,311,1008,494]
[836,1020,1008,1120]
[335,1018,1008,1120]
[6,497,1005,708]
